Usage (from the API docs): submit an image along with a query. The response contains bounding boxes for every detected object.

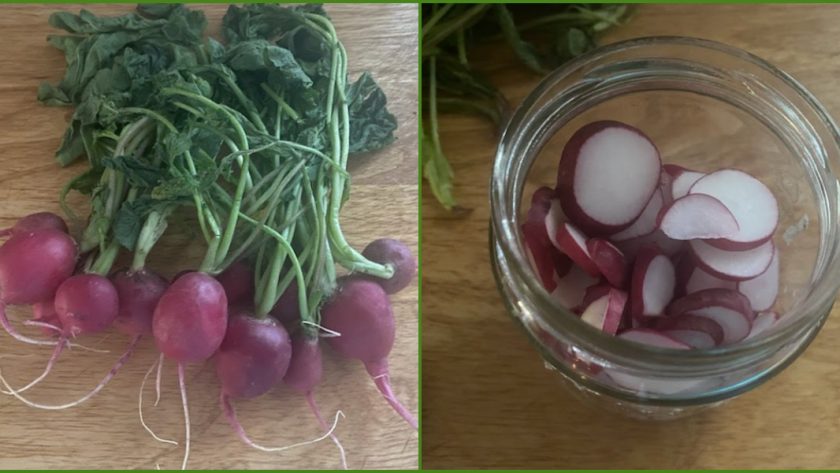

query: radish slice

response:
[557,121,662,235]
[630,247,675,318]
[544,198,566,248]
[689,169,779,250]
[659,169,675,206]
[550,265,599,310]
[668,288,754,344]
[659,194,739,240]
[618,329,690,349]
[688,306,752,344]
[737,247,779,312]
[527,186,555,221]
[746,311,779,339]
[610,190,664,242]
[522,190,573,291]
[554,222,600,277]
[582,284,612,309]
[615,230,684,262]
[662,330,716,349]
[655,314,725,345]
[690,239,774,281]
[580,289,627,335]
[685,264,737,295]
[671,170,705,200]
[586,238,628,288]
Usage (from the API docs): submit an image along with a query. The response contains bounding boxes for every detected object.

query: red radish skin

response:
[32,300,62,337]
[215,261,254,306]
[659,170,675,206]
[737,247,779,312]
[658,194,739,240]
[362,238,417,294]
[54,274,119,336]
[111,269,168,336]
[580,289,626,335]
[683,263,737,296]
[615,230,684,262]
[271,281,301,328]
[670,170,705,201]
[655,314,725,345]
[630,247,675,318]
[321,277,417,429]
[690,239,774,281]
[527,186,555,221]
[557,121,662,235]
[609,190,664,242]
[0,230,77,306]
[582,284,612,309]
[554,222,600,277]
[544,198,566,248]
[689,169,779,250]
[0,212,69,238]
[663,330,716,349]
[522,194,572,291]
[153,272,229,363]
[618,329,690,349]
[550,265,599,309]
[668,289,754,344]
[586,238,628,288]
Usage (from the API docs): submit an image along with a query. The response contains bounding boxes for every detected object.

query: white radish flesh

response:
[522,189,571,290]
[671,170,705,200]
[655,314,725,345]
[737,247,779,312]
[688,306,752,344]
[586,238,628,288]
[685,265,737,295]
[554,222,600,277]
[550,265,599,310]
[668,288,754,344]
[662,330,716,349]
[689,169,778,249]
[630,247,675,318]
[544,198,566,248]
[557,121,661,235]
[746,311,779,339]
[618,329,690,349]
[659,194,739,240]
[610,190,664,242]
[690,239,774,281]
[580,290,627,335]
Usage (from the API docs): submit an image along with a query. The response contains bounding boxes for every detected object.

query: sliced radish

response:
[690,239,774,281]
[615,229,684,262]
[586,238,628,288]
[668,289,754,344]
[526,186,555,221]
[610,190,664,242]
[580,289,627,335]
[618,329,690,349]
[544,198,566,248]
[671,170,705,200]
[662,330,716,349]
[659,169,675,206]
[737,247,779,312]
[689,169,779,250]
[582,284,612,309]
[655,313,725,345]
[659,194,739,240]
[630,247,675,318]
[522,190,572,291]
[685,264,737,295]
[746,311,779,339]
[557,121,661,235]
[688,306,752,344]
[550,265,599,310]
[553,222,600,277]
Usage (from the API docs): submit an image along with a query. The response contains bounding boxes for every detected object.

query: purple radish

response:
[0,212,68,238]
[111,269,168,336]
[271,281,301,328]
[321,277,416,429]
[609,190,664,242]
[215,261,254,306]
[690,239,774,281]
[586,238,628,288]
[31,300,62,337]
[550,265,599,310]
[668,288,754,344]
[283,336,347,468]
[662,330,716,349]
[689,169,778,250]
[658,194,739,240]
[670,169,705,201]
[746,311,779,339]
[362,238,417,294]
[553,222,600,277]
[655,313,725,345]
[737,247,779,312]
[557,121,662,235]
[630,247,675,318]
[579,289,626,335]
[618,329,690,349]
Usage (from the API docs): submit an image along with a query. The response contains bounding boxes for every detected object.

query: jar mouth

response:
[491,36,840,371]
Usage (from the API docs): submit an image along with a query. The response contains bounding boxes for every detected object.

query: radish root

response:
[0,335,139,410]
[139,357,178,446]
[306,392,348,470]
[23,320,62,333]
[221,391,344,453]
[300,320,341,338]
[178,362,190,471]
[155,353,164,407]
[372,373,418,429]
[0,336,66,395]
[0,303,108,353]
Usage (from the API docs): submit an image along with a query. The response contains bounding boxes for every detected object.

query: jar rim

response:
[491,35,840,371]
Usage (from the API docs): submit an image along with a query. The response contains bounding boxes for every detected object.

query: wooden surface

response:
[0,4,417,470]
[422,5,840,469]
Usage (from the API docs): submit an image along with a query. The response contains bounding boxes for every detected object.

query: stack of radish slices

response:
[522,120,781,349]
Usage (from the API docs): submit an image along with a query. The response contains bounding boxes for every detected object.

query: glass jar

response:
[489,37,840,419]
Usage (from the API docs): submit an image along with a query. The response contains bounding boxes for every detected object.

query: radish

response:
[581,284,611,309]
[609,190,664,242]
[586,238,628,288]
[661,330,716,349]
[659,169,675,206]
[522,196,571,291]
[579,289,626,335]
[32,300,62,337]
[630,247,675,318]
[668,288,754,344]
[670,169,705,200]
[680,260,737,296]
[550,265,599,310]
[655,314,725,345]
[544,198,566,248]
[215,261,254,306]
[557,121,661,235]
[271,281,301,328]
[0,212,68,238]
[689,169,778,250]
[658,194,739,240]
[526,186,555,221]
[553,222,600,277]
[361,238,417,294]
[614,229,684,262]
[737,247,779,312]
[111,269,168,336]
[618,329,690,349]
[746,311,779,339]
[690,239,774,281]
[321,277,416,429]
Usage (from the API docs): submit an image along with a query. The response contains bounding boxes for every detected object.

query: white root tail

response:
[0,336,66,395]
[139,356,178,446]
[306,392,348,470]
[178,362,190,471]
[155,353,164,407]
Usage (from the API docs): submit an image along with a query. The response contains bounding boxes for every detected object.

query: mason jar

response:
[489,36,840,419]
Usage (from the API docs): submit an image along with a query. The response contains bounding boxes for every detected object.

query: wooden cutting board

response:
[422,4,840,469]
[0,4,417,469]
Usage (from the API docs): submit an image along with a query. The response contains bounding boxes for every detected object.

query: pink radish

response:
[655,314,725,345]
[618,329,690,349]
[215,261,254,306]
[690,239,774,281]
[630,247,675,318]
[526,186,555,221]
[0,212,68,238]
[659,194,739,240]
[362,238,417,295]
[271,281,301,328]
[609,190,664,242]
[586,239,628,288]
[579,289,626,335]
[662,330,716,349]
[737,247,779,312]
[522,190,571,291]
[32,300,62,337]
[689,169,778,250]
[746,311,779,339]
[321,277,416,429]
[544,198,566,248]
[550,265,599,309]
[581,284,611,309]
[557,121,662,235]
[668,288,754,344]
[553,222,600,277]
[111,269,168,336]
[670,169,705,200]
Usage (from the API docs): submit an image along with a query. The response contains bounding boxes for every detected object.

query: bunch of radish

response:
[522,120,781,350]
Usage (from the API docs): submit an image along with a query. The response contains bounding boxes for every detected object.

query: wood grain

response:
[0,4,417,469]
[422,4,840,469]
